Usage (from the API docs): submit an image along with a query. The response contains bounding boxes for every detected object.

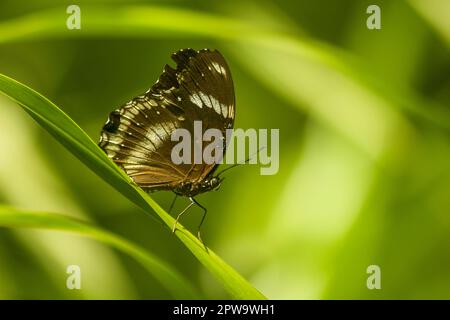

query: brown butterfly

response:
[99,48,235,240]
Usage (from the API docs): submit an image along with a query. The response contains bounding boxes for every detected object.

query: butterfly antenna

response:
[216,146,266,177]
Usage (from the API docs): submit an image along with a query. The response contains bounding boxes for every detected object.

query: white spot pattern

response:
[190,93,203,108]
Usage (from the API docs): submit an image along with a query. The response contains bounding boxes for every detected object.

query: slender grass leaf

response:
[0,205,199,299]
[409,0,450,49]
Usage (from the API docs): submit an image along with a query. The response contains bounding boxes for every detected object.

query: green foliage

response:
[0,73,266,300]
[0,0,449,299]
[0,205,199,299]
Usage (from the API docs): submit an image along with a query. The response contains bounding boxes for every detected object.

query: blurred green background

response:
[0,0,450,299]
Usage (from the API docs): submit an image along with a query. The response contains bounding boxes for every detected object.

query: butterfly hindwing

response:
[99,49,235,192]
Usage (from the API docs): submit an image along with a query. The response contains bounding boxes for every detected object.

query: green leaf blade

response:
[0,73,266,300]
[0,206,199,299]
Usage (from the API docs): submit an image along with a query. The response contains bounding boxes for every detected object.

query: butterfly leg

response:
[190,197,207,245]
[172,199,194,233]
[168,193,178,214]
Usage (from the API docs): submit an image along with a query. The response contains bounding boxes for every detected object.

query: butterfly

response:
[99,48,235,240]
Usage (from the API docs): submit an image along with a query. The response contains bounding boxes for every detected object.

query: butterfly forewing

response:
[99,49,235,192]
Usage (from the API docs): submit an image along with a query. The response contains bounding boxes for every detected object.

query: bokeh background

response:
[0,0,450,299]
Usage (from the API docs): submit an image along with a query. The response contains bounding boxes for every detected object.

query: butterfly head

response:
[198,176,222,193]
[174,176,223,197]
[208,176,222,191]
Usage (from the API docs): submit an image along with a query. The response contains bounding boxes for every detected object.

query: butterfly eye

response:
[209,177,221,190]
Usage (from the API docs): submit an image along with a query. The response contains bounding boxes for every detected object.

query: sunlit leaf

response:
[0,73,266,300]
[0,205,198,299]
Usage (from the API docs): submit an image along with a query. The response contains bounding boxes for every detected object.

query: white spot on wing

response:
[145,128,164,147]
[199,92,212,109]
[212,62,221,74]
[109,135,124,144]
[221,103,228,118]
[212,62,226,76]
[143,140,156,152]
[190,93,203,108]
[209,95,222,115]
[144,121,175,148]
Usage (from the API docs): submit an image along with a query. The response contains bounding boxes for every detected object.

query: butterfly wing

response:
[99,48,235,191]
